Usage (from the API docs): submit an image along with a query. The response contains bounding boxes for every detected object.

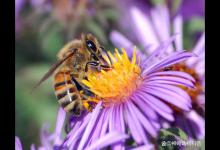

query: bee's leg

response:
[65,119,71,134]
[64,113,72,134]
[100,64,111,71]
[81,96,100,112]
[70,74,83,91]
[70,73,94,96]
[85,61,99,72]
[85,61,111,72]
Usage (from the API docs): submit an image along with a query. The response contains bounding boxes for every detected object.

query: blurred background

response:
[15,0,204,149]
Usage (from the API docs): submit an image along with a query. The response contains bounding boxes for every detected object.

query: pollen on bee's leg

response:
[82,98,99,112]
[82,101,91,112]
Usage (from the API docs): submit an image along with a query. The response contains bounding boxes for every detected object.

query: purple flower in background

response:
[15,136,23,150]
[15,106,128,150]
[15,0,25,19]
[15,0,25,32]
[178,0,205,20]
[110,4,204,140]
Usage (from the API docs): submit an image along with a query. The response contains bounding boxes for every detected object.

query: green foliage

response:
[85,19,108,44]
[157,127,187,150]
[187,17,205,33]
[183,17,204,50]
[16,65,58,149]
[171,0,182,14]
[150,0,166,5]
[39,25,65,61]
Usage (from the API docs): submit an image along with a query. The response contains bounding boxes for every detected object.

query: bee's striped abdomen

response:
[53,71,82,115]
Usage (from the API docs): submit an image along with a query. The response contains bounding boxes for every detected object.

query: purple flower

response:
[15,37,196,150]
[15,0,25,32]
[179,0,205,20]
[15,0,25,19]
[16,106,128,150]
[15,136,23,150]
[55,34,195,149]
[110,5,204,140]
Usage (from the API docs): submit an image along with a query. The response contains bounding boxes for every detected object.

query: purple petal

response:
[89,109,106,144]
[195,60,204,75]
[38,147,47,150]
[141,35,178,68]
[54,107,66,145]
[30,144,36,150]
[40,124,53,150]
[119,104,125,133]
[130,144,154,150]
[176,113,195,138]
[151,6,171,43]
[145,76,195,88]
[197,94,205,106]
[15,136,23,150]
[110,105,126,149]
[110,31,144,60]
[141,86,191,111]
[147,71,196,83]
[180,0,204,20]
[65,113,91,147]
[173,15,183,50]
[185,110,205,139]
[85,132,128,150]
[132,95,158,121]
[143,51,196,75]
[136,91,173,114]
[108,105,115,133]
[144,83,192,101]
[192,33,205,55]
[125,102,149,144]
[128,100,157,137]
[110,105,125,150]
[77,102,102,150]
[130,7,159,53]
[151,120,161,130]
[15,0,25,19]
[99,109,110,137]
[124,103,143,144]
[135,93,174,121]
[186,33,204,66]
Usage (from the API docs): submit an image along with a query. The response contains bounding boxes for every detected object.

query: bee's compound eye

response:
[86,40,97,52]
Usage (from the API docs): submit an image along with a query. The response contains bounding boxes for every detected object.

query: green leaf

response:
[157,127,188,150]
[150,0,166,6]
[171,0,182,14]
[160,128,187,140]
[188,17,205,33]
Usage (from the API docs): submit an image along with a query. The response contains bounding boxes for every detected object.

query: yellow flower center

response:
[82,48,142,107]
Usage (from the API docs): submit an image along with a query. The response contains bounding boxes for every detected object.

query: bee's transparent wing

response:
[31,49,77,93]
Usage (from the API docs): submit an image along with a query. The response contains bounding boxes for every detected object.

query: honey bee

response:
[34,33,112,116]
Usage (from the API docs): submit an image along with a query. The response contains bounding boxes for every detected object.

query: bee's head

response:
[81,33,101,57]
[81,33,112,66]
